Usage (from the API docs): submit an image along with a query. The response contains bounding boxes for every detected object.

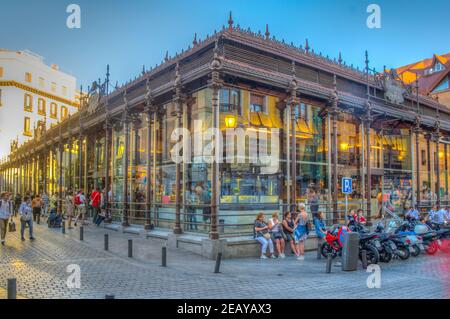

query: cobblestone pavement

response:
[0,217,449,299]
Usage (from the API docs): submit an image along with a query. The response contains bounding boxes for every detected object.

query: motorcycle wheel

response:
[320,242,337,259]
[397,246,410,260]
[380,251,392,263]
[411,245,421,257]
[361,244,379,264]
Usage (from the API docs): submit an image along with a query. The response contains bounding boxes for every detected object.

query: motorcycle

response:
[397,218,443,255]
[320,224,380,265]
[320,231,341,259]
[358,232,380,264]
[374,224,409,261]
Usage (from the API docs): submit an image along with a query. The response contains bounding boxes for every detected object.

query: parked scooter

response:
[397,217,443,255]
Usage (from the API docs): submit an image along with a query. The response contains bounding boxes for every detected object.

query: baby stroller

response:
[48,211,62,228]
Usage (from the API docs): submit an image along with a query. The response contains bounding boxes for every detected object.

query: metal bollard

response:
[161,246,167,267]
[316,240,322,260]
[361,249,368,269]
[79,226,84,241]
[128,239,133,258]
[105,294,115,299]
[326,254,332,273]
[104,234,109,251]
[7,278,17,299]
[214,253,222,273]
[62,221,66,234]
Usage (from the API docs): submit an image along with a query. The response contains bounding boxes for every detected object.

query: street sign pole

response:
[345,193,348,223]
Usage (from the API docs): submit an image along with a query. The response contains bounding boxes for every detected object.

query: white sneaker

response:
[270,254,277,259]
[297,255,305,261]
[280,253,286,259]
[260,255,268,259]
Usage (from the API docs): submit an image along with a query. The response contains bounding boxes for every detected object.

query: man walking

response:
[74,190,86,226]
[31,194,43,224]
[90,187,101,224]
[14,193,22,217]
[19,196,35,241]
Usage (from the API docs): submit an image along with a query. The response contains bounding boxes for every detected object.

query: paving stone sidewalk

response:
[0,217,449,299]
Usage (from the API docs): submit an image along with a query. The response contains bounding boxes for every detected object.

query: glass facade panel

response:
[336,114,362,216]
[129,123,147,225]
[111,128,125,222]
[295,103,328,205]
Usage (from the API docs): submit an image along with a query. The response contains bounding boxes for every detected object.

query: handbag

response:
[8,220,16,232]
[263,232,271,240]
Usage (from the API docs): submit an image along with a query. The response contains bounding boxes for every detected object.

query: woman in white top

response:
[74,190,86,226]
[268,212,286,258]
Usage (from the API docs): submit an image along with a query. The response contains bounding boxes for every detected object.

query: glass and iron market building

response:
[1,17,450,257]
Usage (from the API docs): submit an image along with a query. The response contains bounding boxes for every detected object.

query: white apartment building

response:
[0,49,79,161]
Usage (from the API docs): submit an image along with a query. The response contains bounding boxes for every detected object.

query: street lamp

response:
[224,115,237,129]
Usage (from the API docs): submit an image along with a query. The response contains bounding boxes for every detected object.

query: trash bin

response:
[341,232,359,271]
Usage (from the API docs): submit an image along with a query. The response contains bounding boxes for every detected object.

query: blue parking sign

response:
[342,177,352,194]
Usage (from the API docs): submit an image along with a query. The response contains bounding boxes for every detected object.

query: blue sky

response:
[1,0,449,89]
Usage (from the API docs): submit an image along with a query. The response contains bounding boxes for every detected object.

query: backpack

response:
[74,195,82,206]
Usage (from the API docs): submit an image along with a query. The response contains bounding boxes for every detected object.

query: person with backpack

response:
[19,196,35,241]
[74,190,86,226]
[0,192,13,245]
[31,194,43,224]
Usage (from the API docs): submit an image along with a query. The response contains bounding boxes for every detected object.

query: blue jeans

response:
[94,214,105,226]
[255,236,274,255]
[20,219,33,239]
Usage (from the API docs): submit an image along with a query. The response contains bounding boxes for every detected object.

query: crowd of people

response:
[0,187,108,245]
[405,205,450,224]
[253,202,449,260]
[2,187,450,252]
